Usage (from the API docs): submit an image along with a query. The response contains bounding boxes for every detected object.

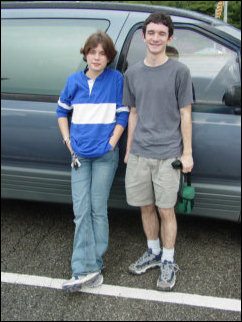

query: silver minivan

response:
[1,1,241,221]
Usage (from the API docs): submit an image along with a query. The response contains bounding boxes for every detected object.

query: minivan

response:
[1,1,241,221]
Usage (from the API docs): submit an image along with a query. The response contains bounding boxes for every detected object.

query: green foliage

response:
[227,1,241,29]
[111,1,241,29]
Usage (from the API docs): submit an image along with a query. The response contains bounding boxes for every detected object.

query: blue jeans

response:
[71,147,119,276]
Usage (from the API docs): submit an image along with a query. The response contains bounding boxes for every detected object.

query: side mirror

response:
[223,85,241,114]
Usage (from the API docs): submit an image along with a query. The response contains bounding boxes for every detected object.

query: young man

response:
[123,12,194,291]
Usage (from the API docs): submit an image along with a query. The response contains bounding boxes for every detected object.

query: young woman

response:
[57,32,129,292]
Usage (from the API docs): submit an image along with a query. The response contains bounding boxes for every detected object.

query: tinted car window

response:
[1,19,109,96]
[125,28,240,113]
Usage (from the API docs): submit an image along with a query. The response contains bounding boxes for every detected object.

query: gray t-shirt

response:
[123,58,193,159]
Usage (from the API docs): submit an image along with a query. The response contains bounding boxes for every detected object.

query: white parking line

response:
[1,272,241,312]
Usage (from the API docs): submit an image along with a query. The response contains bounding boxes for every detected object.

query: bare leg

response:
[158,207,177,249]
[141,204,159,240]
[128,204,161,275]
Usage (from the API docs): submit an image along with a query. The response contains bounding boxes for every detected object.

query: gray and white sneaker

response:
[128,248,162,275]
[81,273,103,289]
[157,260,180,291]
[62,271,100,292]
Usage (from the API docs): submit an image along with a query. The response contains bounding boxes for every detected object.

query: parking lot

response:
[1,199,241,321]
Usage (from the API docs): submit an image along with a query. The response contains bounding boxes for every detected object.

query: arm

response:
[58,117,74,155]
[180,104,194,173]
[109,124,125,150]
[124,107,138,164]
[109,73,129,150]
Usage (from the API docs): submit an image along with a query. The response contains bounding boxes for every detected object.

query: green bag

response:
[177,172,195,214]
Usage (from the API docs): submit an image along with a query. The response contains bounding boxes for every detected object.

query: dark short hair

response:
[142,12,174,39]
[80,31,117,65]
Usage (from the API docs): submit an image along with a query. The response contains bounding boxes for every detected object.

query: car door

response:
[117,20,241,221]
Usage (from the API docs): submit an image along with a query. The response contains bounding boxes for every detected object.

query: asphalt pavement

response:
[1,199,241,321]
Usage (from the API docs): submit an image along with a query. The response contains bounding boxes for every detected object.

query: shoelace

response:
[161,262,180,281]
[135,250,152,265]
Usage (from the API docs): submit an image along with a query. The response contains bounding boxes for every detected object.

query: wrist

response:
[62,136,70,145]
[109,139,116,148]
[182,150,192,156]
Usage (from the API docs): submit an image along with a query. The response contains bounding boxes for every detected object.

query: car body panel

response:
[1,2,241,222]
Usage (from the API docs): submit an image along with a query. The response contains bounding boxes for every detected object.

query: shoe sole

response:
[128,262,161,275]
[63,284,82,293]
[156,284,175,291]
[156,278,176,292]
[63,272,100,292]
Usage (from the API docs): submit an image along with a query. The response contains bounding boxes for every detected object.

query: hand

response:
[109,142,115,151]
[109,138,116,151]
[124,151,130,164]
[180,154,194,173]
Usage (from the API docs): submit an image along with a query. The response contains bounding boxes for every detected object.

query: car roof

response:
[0,1,229,26]
[2,1,240,44]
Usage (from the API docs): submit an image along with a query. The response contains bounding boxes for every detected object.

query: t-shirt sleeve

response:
[176,66,194,109]
[122,71,136,107]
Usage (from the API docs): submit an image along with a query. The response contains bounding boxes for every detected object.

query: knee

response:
[158,208,175,221]
[91,195,108,215]
[141,204,156,215]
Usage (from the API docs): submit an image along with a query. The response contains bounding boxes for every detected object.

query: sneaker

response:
[62,271,100,292]
[81,273,104,289]
[157,260,179,291]
[128,248,162,275]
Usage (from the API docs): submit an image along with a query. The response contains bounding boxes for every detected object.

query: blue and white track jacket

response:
[57,69,129,158]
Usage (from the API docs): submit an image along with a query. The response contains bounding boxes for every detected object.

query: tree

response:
[111,1,241,29]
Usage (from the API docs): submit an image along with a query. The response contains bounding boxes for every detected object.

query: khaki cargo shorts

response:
[125,153,180,209]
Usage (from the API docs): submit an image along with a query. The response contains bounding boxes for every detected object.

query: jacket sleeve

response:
[115,73,129,128]
[56,76,73,118]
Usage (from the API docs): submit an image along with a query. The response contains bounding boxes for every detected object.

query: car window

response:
[124,28,240,113]
[1,19,109,96]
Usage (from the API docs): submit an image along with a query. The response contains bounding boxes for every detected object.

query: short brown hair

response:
[142,12,174,39]
[80,31,117,65]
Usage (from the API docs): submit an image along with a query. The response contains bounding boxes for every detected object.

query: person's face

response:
[143,22,173,55]
[86,43,109,73]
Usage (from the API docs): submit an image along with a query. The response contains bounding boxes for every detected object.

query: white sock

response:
[161,247,175,263]
[147,239,161,255]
